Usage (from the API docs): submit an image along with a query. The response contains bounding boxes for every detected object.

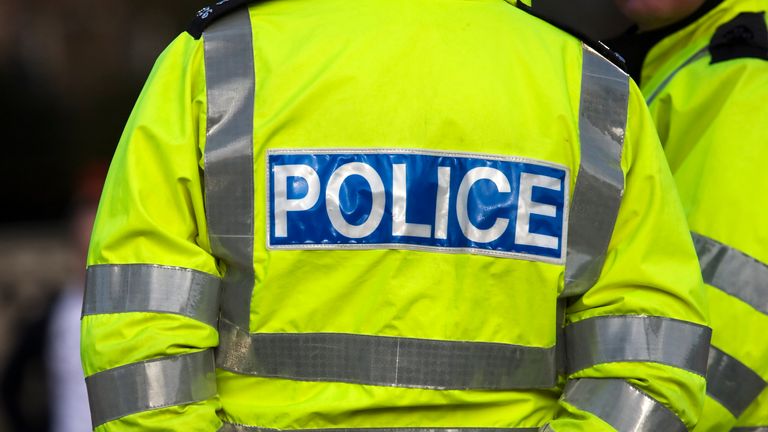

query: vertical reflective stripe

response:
[555,300,566,377]
[203,8,256,329]
[565,315,710,376]
[218,426,538,432]
[562,44,628,297]
[706,346,767,417]
[83,264,221,327]
[693,232,768,315]
[563,378,686,432]
[86,350,216,428]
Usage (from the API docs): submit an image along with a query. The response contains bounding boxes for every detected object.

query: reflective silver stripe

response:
[216,319,557,390]
[706,346,767,417]
[646,47,708,105]
[83,264,221,327]
[562,44,628,297]
[563,378,686,432]
[732,428,768,432]
[86,350,216,427]
[565,315,710,376]
[218,426,538,432]
[693,232,768,315]
[203,6,256,329]
[539,426,555,432]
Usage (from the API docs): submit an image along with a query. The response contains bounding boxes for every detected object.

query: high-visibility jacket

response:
[609,0,768,430]
[81,1,711,431]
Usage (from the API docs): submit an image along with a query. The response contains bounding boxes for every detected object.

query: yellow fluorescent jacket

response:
[81,1,710,431]
[610,0,768,430]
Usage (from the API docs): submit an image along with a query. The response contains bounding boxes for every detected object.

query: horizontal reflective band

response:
[706,346,767,417]
[219,427,538,432]
[86,350,216,427]
[693,232,768,315]
[732,428,768,432]
[83,264,221,327]
[565,315,710,376]
[563,378,686,432]
[217,320,557,389]
[563,44,628,297]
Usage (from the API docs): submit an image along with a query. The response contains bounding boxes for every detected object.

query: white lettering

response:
[326,162,385,238]
[456,167,510,243]
[392,164,431,238]
[515,172,560,249]
[434,166,451,240]
[273,165,321,237]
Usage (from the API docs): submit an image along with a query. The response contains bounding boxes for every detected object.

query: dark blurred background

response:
[0,1,208,430]
[0,1,630,431]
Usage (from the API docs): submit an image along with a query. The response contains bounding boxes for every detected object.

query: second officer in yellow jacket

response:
[609,0,768,430]
[82,0,711,431]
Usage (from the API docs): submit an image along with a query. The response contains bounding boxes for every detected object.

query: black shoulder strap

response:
[516,3,627,73]
[187,0,263,39]
[710,12,768,64]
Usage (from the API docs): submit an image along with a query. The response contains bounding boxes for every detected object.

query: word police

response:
[268,150,568,262]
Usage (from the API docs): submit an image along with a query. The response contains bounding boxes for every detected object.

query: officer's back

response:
[81,1,711,431]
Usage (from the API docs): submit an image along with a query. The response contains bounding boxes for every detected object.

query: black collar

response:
[605,0,724,84]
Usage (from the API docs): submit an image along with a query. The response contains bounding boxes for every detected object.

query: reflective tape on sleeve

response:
[563,378,686,432]
[693,232,768,315]
[83,264,221,327]
[565,315,710,376]
[706,346,767,418]
[203,6,256,329]
[218,427,539,432]
[86,350,216,428]
[216,319,557,390]
[562,44,629,297]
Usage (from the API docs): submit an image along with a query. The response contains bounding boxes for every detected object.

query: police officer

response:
[608,0,768,430]
[81,1,711,431]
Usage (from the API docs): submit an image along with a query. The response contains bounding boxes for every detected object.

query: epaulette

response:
[710,12,768,64]
[187,0,261,40]
[516,3,628,73]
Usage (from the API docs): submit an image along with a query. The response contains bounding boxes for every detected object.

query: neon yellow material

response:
[639,0,768,429]
[83,0,707,430]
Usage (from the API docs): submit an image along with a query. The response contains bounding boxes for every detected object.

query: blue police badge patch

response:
[267,149,569,263]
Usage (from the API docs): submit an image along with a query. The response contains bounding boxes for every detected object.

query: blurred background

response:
[0,1,629,431]
[0,1,208,430]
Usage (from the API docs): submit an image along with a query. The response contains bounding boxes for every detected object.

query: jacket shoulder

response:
[710,11,768,64]
[186,0,263,39]
[516,3,627,73]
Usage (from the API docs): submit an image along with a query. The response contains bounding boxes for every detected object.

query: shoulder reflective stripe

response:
[645,47,708,106]
[693,232,768,315]
[732,428,768,432]
[562,44,628,298]
[216,319,557,390]
[83,264,221,327]
[219,427,538,432]
[539,425,555,432]
[565,315,710,376]
[563,378,686,432]
[203,6,256,329]
[85,350,216,428]
[706,346,767,417]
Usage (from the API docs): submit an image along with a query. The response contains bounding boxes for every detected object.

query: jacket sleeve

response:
[80,32,224,432]
[545,80,710,431]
